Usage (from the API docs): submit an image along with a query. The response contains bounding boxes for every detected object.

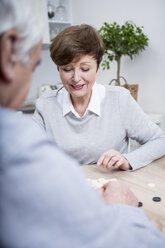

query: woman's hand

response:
[97,149,131,171]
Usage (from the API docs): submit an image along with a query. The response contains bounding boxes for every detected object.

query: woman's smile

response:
[71,84,85,90]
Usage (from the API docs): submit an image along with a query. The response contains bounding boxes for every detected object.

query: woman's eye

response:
[63,68,72,72]
[82,68,89,72]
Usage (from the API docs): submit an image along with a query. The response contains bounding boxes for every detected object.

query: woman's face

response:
[59,55,98,102]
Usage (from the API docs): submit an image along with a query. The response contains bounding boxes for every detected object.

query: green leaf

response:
[98,20,149,74]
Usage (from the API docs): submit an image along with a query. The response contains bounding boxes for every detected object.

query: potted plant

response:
[99,21,149,100]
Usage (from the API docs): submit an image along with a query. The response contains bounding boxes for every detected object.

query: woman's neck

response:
[71,93,92,117]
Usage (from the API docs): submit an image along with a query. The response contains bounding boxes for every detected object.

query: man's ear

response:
[0,30,19,82]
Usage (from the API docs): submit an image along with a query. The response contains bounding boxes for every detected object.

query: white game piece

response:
[147,183,155,188]
[86,178,117,189]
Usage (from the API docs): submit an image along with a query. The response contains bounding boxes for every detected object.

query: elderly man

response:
[0,0,165,247]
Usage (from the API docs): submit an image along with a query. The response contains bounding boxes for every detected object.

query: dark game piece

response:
[138,201,143,207]
[152,196,161,202]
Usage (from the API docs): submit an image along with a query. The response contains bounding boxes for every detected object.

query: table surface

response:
[82,156,165,234]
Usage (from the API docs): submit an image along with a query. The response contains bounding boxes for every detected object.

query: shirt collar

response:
[87,82,105,117]
[58,82,105,118]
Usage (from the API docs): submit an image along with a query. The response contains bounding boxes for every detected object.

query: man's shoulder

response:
[1,108,50,155]
[0,107,78,170]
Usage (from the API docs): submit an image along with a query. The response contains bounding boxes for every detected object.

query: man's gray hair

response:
[0,0,44,63]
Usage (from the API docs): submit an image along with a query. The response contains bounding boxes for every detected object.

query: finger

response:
[102,182,110,189]
[102,154,112,168]
[106,156,119,169]
[114,159,123,168]
[97,154,106,166]
[97,150,121,166]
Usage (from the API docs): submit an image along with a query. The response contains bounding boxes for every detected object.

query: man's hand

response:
[97,149,131,170]
[98,181,138,207]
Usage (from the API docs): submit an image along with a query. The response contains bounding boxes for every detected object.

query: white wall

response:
[28,0,165,117]
[72,0,165,116]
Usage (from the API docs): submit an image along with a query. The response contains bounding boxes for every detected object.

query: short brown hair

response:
[50,24,105,69]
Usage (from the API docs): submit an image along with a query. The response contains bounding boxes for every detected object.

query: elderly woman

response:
[33,24,165,170]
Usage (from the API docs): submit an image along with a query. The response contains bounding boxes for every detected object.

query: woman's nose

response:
[72,70,81,82]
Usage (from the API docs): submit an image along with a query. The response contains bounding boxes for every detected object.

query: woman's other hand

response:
[97,149,131,170]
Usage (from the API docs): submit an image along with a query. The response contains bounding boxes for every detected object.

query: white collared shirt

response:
[57,82,105,118]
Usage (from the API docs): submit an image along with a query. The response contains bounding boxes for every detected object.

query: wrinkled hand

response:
[97,149,131,171]
[98,181,138,207]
